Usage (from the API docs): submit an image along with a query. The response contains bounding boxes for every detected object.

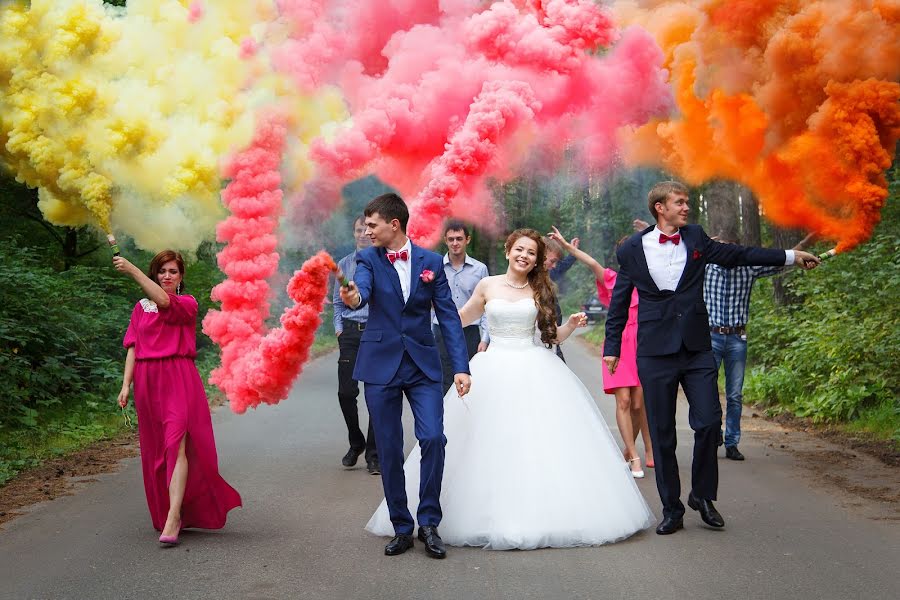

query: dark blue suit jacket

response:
[605,224,786,358]
[351,243,470,385]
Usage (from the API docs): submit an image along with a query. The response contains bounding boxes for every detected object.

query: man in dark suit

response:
[340,193,471,558]
[603,181,819,535]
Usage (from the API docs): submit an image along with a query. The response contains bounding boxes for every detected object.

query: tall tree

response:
[704,179,740,240]
[739,186,762,246]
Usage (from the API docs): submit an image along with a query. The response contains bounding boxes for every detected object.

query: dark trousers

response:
[337,321,377,461]
[365,352,446,535]
[434,324,481,394]
[637,346,722,520]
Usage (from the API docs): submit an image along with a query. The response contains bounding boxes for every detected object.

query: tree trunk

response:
[704,179,740,239]
[62,228,78,271]
[770,225,804,305]
[739,185,762,246]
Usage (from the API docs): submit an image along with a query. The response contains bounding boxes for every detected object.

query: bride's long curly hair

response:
[504,229,558,347]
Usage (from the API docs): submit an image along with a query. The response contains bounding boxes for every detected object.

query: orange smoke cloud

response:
[620,0,900,251]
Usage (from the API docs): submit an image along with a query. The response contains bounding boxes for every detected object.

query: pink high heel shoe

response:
[158,519,182,546]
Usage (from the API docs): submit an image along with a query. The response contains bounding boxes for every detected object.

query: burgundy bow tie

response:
[659,233,681,245]
[386,249,409,263]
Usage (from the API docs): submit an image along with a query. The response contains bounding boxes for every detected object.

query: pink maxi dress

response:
[596,269,641,394]
[124,293,241,531]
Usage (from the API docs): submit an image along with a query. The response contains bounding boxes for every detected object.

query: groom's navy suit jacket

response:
[352,243,469,385]
[605,224,786,358]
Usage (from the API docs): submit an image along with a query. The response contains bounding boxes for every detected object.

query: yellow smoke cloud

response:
[0,0,346,252]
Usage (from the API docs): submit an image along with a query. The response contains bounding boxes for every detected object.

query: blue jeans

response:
[711,332,748,448]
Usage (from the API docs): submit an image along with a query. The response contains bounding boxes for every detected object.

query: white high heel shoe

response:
[627,457,645,479]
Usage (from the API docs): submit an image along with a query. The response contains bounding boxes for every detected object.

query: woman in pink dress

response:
[548,228,654,478]
[114,250,241,545]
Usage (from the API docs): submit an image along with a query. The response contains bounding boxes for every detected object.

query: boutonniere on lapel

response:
[692,249,702,260]
[419,269,435,283]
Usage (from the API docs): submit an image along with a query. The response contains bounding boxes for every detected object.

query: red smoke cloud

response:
[202,113,336,413]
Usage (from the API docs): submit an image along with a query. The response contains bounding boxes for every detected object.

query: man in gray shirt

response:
[433,220,490,394]
[333,216,378,474]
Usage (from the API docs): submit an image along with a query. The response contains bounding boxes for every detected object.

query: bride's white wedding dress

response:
[365,298,653,549]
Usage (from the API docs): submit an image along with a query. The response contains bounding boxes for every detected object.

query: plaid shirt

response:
[703,264,783,328]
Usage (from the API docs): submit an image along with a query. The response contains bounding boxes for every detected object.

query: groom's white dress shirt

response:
[390,238,413,303]
[642,226,796,291]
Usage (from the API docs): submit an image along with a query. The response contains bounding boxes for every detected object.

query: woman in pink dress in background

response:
[548,227,654,478]
[114,250,241,545]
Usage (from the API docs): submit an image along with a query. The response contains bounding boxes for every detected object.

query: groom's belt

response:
[344,319,366,331]
[710,325,745,335]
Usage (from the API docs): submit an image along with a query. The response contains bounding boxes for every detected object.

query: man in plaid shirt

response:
[704,230,812,461]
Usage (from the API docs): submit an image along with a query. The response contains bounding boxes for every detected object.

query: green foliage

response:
[744,194,900,436]
[0,239,140,483]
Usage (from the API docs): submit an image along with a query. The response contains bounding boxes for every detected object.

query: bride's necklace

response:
[504,276,529,289]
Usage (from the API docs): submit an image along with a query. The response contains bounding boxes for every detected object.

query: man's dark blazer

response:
[605,224,786,358]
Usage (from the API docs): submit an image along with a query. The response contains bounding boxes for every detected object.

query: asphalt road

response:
[1,335,897,600]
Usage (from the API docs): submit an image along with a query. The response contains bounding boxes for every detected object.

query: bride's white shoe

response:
[628,457,645,479]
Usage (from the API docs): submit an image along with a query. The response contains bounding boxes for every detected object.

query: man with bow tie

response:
[603,181,820,536]
[340,193,471,559]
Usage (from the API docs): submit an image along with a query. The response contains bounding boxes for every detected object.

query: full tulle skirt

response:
[365,338,653,549]
[133,357,241,531]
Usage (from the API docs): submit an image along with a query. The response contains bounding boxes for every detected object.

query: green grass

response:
[0,403,132,486]
[837,401,900,445]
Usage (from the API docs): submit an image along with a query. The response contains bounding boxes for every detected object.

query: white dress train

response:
[365,298,654,549]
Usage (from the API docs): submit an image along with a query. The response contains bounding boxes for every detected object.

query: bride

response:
[366,229,653,549]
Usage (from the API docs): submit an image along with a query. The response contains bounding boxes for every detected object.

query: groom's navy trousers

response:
[351,243,469,536]
[365,352,446,534]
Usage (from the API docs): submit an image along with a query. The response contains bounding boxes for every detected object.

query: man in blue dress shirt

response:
[333,216,379,474]
[432,220,490,393]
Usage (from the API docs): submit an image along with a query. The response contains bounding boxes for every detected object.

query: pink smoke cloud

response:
[202,113,336,413]
[281,0,671,244]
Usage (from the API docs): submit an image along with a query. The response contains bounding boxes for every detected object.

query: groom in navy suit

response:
[604,181,819,535]
[340,193,471,558]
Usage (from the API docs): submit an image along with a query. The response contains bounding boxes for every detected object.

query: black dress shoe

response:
[688,492,725,528]
[367,458,381,475]
[342,447,363,468]
[655,516,684,535]
[384,534,414,556]
[417,526,447,559]
[725,446,745,461]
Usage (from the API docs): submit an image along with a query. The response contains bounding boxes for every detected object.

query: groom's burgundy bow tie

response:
[658,233,681,245]
[386,249,409,263]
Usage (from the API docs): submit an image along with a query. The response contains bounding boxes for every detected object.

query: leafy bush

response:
[744,194,900,432]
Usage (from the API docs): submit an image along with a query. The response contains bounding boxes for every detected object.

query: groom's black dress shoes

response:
[655,516,684,535]
[342,447,363,468]
[384,534,414,556]
[418,526,447,559]
[688,492,725,528]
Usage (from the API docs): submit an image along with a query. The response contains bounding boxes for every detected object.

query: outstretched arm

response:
[340,254,374,310]
[547,226,605,279]
[603,247,634,374]
[555,312,589,344]
[458,278,489,329]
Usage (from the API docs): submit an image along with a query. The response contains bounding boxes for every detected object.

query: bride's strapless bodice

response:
[486,298,538,345]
